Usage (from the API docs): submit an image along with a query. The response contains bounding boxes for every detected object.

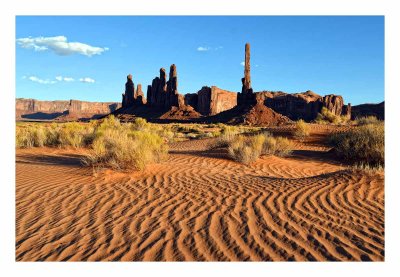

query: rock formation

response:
[147,65,182,110]
[122,74,146,108]
[260,90,351,121]
[16,98,121,121]
[237,43,256,106]
[351,101,384,120]
[184,86,237,116]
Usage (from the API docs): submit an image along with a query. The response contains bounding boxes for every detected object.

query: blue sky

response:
[16,16,384,105]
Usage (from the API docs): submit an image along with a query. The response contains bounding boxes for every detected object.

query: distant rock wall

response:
[260,90,351,121]
[351,102,384,120]
[16,98,121,120]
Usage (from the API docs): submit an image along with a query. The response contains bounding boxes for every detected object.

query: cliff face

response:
[260,90,351,121]
[16,98,121,120]
[185,86,237,116]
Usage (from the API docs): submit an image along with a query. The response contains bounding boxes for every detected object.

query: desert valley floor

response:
[15,125,384,261]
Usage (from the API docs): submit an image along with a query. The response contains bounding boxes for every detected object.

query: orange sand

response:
[16,127,384,261]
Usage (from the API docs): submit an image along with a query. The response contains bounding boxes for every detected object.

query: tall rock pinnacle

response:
[243,43,251,92]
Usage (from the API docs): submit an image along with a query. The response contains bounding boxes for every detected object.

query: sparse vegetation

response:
[355,116,380,125]
[328,123,384,168]
[82,127,168,170]
[315,107,349,125]
[228,134,265,164]
[261,132,293,157]
[293,119,310,140]
[227,132,293,164]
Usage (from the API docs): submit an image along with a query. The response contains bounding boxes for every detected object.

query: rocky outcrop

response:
[122,74,146,108]
[237,43,256,106]
[16,98,121,120]
[351,101,384,120]
[147,65,182,110]
[260,90,351,121]
[184,86,237,116]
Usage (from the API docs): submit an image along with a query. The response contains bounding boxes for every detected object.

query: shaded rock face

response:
[238,43,256,106]
[260,90,351,121]
[351,101,384,120]
[16,98,121,120]
[122,74,146,108]
[147,65,181,110]
[185,86,237,116]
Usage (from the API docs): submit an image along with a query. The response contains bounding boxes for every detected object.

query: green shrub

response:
[328,123,384,167]
[293,119,310,140]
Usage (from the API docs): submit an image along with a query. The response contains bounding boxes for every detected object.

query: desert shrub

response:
[356,116,380,125]
[132,117,149,131]
[328,123,384,167]
[315,107,345,125]
[57,122,90,148]
[212,125,240,148]
[293,119,310,140]
[82,128,168,170]
[228,134,265,164]
[16,125,46,148]
[261,132,293,157]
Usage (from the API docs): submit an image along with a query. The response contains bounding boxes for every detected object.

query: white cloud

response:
[215,46,223,50]
[79,77,95,83]
[16,36,109,57]
[197,46,211,52]
[27,76,56,85]
[63,77,74,82]
[240,61,245,66]
[55,76,63,81]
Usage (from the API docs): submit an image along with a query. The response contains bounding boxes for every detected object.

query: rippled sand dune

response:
[16,135,384,261]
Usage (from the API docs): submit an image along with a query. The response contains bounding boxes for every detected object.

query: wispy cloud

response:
[56,76,75,82]
[197,46,211,52]
[27,76,57,84]
[197,45,224,52]
[79,77,95,83]
[16,36,109,57]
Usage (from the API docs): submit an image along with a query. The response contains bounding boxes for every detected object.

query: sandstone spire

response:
[242,43,251,92]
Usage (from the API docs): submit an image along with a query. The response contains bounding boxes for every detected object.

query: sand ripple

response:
[16,141,384,261]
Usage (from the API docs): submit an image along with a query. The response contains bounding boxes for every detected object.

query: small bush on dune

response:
[228,134,265,164]
[293,119,310,140]
[261,132,292,157]
[328,123,384,167]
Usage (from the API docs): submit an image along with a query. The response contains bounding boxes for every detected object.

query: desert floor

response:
[16,125,384,261]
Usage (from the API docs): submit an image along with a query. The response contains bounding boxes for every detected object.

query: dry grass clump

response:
[228,132,293,164]
[228,134,265,164]
[82,116,168,170]
[261,132,293,157]
[355,116,380,125]
[293,119,310,140]
[82,127,168,170]
[212,125,240,148]
[16,125,47,148]
[315,107,349,125]
[328,123,384,168]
